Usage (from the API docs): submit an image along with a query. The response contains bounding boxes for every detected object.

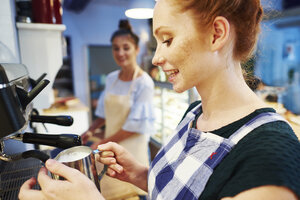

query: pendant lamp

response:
[125,0,156,19]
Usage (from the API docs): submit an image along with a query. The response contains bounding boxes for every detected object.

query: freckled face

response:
[152,0,215,93]
[112,35,139,69]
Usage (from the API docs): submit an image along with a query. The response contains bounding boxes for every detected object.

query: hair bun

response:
[119,19,133,32]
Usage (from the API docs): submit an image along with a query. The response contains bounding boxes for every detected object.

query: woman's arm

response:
[87,117,105,133]
[221,185,298,200]
[82,117,105,144]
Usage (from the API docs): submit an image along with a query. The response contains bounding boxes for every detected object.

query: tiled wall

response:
[0,0,20,63]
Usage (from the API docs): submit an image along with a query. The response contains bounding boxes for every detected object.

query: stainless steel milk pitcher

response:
[52,146,107,191]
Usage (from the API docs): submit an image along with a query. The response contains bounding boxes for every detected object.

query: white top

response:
[95,70,156,135]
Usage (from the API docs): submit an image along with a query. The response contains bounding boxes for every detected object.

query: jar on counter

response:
[52,0,62,24]
[31,0,62,24]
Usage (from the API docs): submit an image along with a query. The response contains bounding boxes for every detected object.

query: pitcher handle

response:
[98,165,108,182]
[93,149,108,182]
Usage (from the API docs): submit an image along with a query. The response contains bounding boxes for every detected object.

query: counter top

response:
[42,98,89,114]
[16,22,66,31]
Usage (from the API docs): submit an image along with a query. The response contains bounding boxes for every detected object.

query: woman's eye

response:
[162,38,172,46]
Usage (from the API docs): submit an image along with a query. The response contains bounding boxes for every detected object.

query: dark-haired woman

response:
[81,19,155,199]
[19,0,300,200]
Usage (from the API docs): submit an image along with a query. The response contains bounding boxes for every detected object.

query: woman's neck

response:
[196,64,266,131]
[119,65,140,81]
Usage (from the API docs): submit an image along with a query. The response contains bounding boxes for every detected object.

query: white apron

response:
[100,69,149,200]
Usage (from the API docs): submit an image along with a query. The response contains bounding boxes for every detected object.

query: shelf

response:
[16,22,66,31]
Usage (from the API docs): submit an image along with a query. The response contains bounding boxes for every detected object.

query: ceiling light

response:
[125,0,156,19]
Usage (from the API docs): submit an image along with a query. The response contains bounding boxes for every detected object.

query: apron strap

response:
[109,68,140,95]
[127,68,140,95]
[229,112,288,144]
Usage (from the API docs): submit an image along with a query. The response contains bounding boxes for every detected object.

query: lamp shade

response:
[125,0,156,19]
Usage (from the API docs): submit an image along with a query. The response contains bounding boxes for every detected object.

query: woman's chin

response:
[173,85,186,93]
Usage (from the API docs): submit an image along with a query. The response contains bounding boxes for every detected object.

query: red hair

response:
[171,0,263,61]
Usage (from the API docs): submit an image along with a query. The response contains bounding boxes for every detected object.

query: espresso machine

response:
[0,63,81,199]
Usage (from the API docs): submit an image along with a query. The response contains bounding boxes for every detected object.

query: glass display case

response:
[151,81,200,148]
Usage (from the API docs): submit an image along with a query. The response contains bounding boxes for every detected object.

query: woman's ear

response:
[136,46,140,54]
[210,16,230,52]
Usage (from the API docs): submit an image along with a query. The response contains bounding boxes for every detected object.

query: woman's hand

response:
[96,142,149,192]
[19,159,104,200]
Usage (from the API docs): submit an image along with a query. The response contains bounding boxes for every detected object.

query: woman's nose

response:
[152,49,165,67]
[117,49,125,56]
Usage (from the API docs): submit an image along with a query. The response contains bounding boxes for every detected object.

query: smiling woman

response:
[149,0,300,199]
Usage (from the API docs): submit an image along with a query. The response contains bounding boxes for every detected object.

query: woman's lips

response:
[118,59,126,62]
[165,69,179,83]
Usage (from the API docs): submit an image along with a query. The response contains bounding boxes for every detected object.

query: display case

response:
[151,81,200,148]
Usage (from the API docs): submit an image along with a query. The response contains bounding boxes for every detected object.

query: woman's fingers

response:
[21,177,36,190]
[95,153,116,165]
[19,178,45,200]
[101,150,115,157]
[97,142,124,156]
[105,164,124,177]
[109,164,123,174]
[19,190,45,200]
[106,167,116,177]
[44,159,80,182]
[37,166,56,189]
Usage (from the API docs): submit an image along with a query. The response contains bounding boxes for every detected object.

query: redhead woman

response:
[19,0,300,200]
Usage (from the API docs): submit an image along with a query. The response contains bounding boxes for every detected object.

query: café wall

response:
[0,0,20,63]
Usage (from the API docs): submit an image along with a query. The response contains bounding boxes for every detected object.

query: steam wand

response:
[0,134,23,161]
[0,134,38,161]
[0,134,50,163]
[0,133,81,162]
[0,137,12,161]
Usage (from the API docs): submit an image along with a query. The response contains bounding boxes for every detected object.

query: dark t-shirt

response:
[180,101,300,200]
